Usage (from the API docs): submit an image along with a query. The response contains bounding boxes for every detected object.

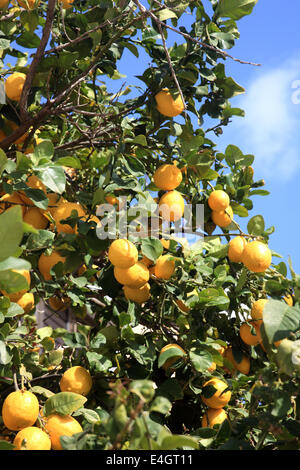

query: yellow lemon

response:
[5,72,26,101]
[114,261,149,288]
[155,88,184,117]
[242,241,272,273]
[108,239,138,269]
[60,366,92,396]
[153,164,183,191]
[13,426,51,450]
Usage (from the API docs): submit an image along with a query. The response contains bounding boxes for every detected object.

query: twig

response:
[156,21,186,112]
[132,0,261,67]
[19,0,57,120]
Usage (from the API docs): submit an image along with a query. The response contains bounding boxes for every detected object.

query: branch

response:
[132,0,261,67]
[156,21,186,112]
[19,0,57,120]
[45,11,129,56]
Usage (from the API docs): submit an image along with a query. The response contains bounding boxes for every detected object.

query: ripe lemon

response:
[208,190,230,212]
[239,322,260,346]
[211,206,233,228]
[155,88,184,117]
[52,201,86,234]
[23,207,48,229]
[154,255,175,280]
[201,378,231,409]
[228,236,247,263]
[2,390,39,431]
[250,298,268,326]
[201,408,227,428]
[153,164,183,191]
[59,0,74,8]
[60,366,92,396]
[1,269,30,302]
[17,0,40,9]
[207,362,217,373]
[114,261,149,288]
[241,241,272,273]
[0,0,9,8]
[19,175,47,206]
[159,344,186,370]
[0,192,27,216]
[160,238,170,250]
[283,294,293,307]
[17,292,34,314]
[108,239,138,268]
[123,283,151,304]
[43,414,83,450]
[13,426,51,450]
[223,347,250,375]
[38,251,66,281]
[159,190,185,222]
[5,72,26,101]
[46,193,65,216]
[105,194,120,208]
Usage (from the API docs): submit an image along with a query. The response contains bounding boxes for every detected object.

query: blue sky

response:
[109,0,300,274]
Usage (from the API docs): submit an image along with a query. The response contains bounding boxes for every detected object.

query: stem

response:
[255,429,268,450]
[13,372,19,391]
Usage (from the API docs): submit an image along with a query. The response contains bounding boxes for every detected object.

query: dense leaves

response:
[0,0,298,452]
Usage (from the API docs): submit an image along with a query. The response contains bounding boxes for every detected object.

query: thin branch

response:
[19,0,57,120]
[156,21,186,112]
[132,0,261,67]
[45,12,129,56]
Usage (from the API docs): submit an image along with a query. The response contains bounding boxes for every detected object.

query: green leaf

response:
[43,392,87,417]
[37,326,53,340]
[73,408,101,424]
[150,396,172,414]
[141,237,163,263]
[16,31,40,48]
[55,157,82,170]
[0,257,30,272]
[247,215,265,236]
[225,144,243,166]
[0,269,29,294]
[0,441,15,450]
[160,434,199,450]
[263,299,300,344]
[0,149,8,176]
[30,386,55,398]
[157,8,177,21]
[129,380,156,403]
[216,0,258,21]
[158,346,186,369]
[37,166,66,194]
[0,206,24,261]
[189,349,213,373]
[34,140,54,160]
[0,340,11,365]
[220,77,245,99]
[131,135,148,147]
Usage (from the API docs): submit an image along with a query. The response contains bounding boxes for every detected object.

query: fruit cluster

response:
[1,365,92,450]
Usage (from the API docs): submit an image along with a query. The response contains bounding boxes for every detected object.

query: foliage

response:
[0,0,299,451]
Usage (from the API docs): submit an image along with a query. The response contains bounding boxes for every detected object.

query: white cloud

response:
[221,57,300,180]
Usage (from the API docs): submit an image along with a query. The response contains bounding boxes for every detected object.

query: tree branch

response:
[132,0,261,67]
[19,0,57,120]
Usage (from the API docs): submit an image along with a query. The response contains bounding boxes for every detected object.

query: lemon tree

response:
[0,0,299,451]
